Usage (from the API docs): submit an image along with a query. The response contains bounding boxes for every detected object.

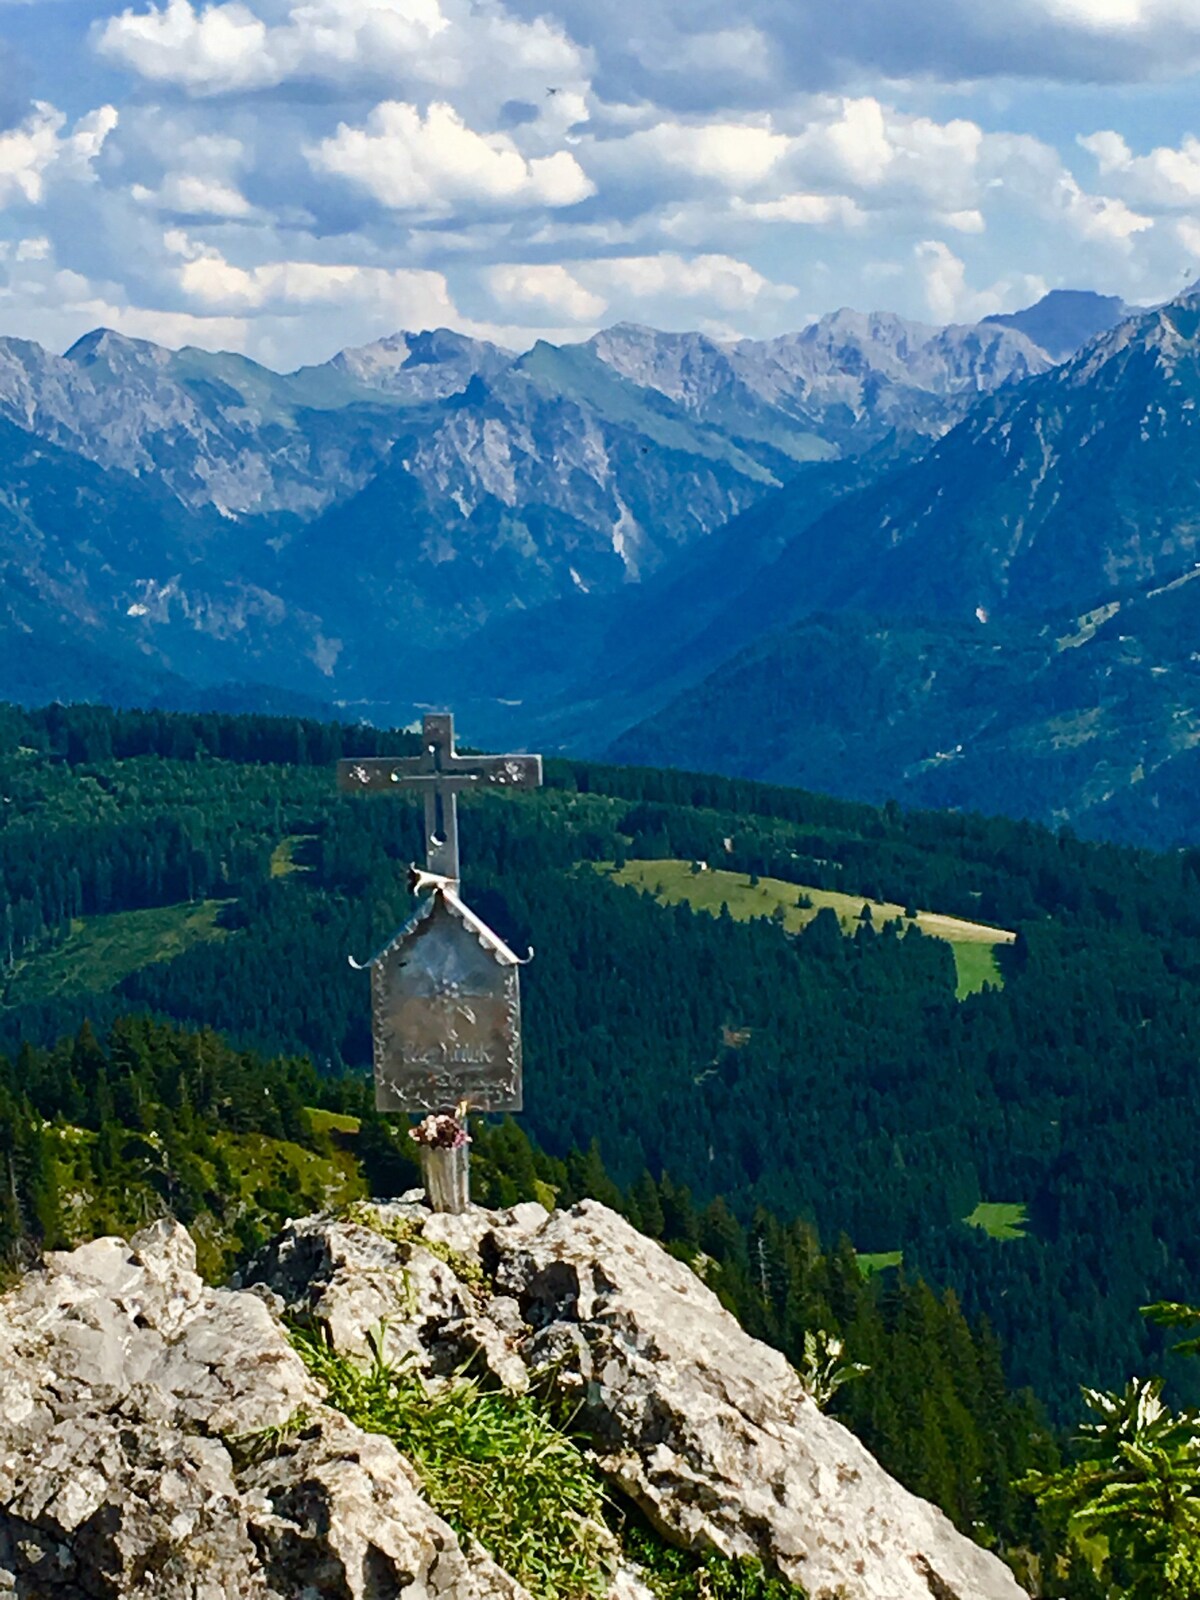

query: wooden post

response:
[420,1142,471,1214]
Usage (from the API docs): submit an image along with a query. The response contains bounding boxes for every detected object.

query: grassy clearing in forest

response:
[600,860,1012,998]
[965,1203,1029,1241]
[270,833,316,878]
[307,1107,362,1136]
[2,900,230,1006]
[52,1123,365,1280]
[857,1251,904,1277]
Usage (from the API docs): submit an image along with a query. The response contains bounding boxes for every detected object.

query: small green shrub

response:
[292,1323,614,1600]
[620,1518,808,1600]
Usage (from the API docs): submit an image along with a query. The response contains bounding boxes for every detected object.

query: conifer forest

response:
[7,700,1200,1595]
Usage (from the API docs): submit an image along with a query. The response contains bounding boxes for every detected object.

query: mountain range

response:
[8,284,1200,843]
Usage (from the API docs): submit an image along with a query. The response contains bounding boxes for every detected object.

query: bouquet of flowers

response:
[408,1109,471,1150]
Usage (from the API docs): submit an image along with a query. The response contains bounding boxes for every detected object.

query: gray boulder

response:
[250,1201,1027,1600]
[0,1202,1030,1600]
[0,1219,530,1600]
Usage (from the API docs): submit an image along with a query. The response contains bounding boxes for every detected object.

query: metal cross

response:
[337,713,543,880]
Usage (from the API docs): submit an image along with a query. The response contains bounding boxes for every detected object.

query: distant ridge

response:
[984,288,1128,361]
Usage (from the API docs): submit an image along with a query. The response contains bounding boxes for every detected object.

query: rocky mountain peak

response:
[327,327,513,397]
[0,1198,1027,1600]
[984,288,1129,361]
[64,327,169,369]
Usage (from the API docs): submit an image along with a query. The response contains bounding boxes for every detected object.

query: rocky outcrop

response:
[0,1219,530,1600]
[0,1201,1029,1600]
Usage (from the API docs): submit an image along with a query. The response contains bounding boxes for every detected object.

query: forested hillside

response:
[4,701,1200,1427]
[0,1010,1070,1589]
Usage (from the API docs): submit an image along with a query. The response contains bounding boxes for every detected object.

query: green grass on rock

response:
[292,1323,615,1600]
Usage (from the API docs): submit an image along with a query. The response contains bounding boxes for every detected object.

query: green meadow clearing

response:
[2,900,230,1007]
[602,859,1014,998]
[858,1251,905,1277]
[965,1203,1029,1240]
[270,833,316,878]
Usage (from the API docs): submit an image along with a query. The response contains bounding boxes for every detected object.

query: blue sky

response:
[3,0,1200,368]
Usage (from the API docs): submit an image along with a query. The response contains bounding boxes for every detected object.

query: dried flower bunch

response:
[409,1111,471,1150]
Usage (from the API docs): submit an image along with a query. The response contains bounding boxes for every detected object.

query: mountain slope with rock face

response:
[0,1199,1026,1600]
[0,306,1053,716]
[583,292,1200,841]
[588,312,1050,457]
[984,288,1129,361]
[704,292,1200,638]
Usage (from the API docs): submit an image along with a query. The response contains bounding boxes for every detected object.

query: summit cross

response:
[337,712,542,880]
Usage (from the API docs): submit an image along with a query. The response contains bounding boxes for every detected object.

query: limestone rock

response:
[491,1203,1026,1600]
[0,1219,531,1600]
[1,1200,1030,1600]
[244,1201,546,1390]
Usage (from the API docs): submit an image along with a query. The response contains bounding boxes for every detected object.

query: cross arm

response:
[337,754,543,794]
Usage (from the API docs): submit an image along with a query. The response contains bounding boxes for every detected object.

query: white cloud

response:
[603,119,790,189]
[915,239,1047,322]
[484,262,606,320]
[96,0,273,92]
[731,192,866,226]
[979,129,1152,248]
[134,172,253,216]
[95,0,590,115]
[787,98,983,210]
[0,102,118,207]
[1080,127,1200,208]
[581,252,798,311]
[129,129,255,216]
[169,232,466,325]
[307,100,593,212]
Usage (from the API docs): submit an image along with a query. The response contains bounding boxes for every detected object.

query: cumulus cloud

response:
[1079,127,1200,208]
[581,253,798,311]
[128,131,254,217]
[484,261,606,319]
[168,229,467,322]
[307,100,593,212]
[915,239,1047,322]
[95,0,591,123]
[731,192,866,227]
[600,119,790,189]
[2,0,1199,367]
[0,102,118,207]
[980,129,1153,247]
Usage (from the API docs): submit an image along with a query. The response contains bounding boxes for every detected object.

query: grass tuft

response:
[291,1322,614,1600]
[620,1518,808,1600]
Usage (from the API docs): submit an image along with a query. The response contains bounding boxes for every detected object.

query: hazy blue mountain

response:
[983,289,1129,361]
[607,569,1200,844]
[600,293,1200,840]
[589,312,1050,456]
[0,407,347,706]
[702,292,1200,637]
[0,291,1151,824]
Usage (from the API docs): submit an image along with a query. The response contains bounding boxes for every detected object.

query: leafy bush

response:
[620,1519,808,1600]
[292,1322,614,1600]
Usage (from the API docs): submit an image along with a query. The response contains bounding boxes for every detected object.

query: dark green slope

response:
[8,702,1200,1426]
[603,295,1200,841]
[610,567,1200,844]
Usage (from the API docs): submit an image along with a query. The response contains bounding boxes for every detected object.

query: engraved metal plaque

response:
[371,897,522,1114]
